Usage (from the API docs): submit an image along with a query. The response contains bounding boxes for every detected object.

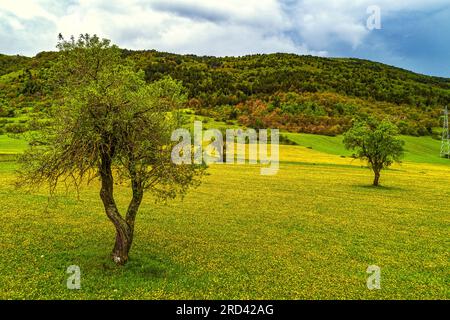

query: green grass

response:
[283,132,449,164]
[283,132,349,156]
[400,135,447,164]
[184,114,241,131]
[0,134,448,299]
[0,134,29,154]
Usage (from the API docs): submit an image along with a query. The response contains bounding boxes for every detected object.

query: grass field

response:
[0,135,30,155]
[0,134,449,299]
[283,132,448,164]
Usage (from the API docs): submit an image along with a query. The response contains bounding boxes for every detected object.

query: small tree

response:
[18,34,205,265]
[343,119,404,186]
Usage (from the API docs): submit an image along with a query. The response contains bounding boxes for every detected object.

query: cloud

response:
[0,0,319,56]
[0,0,448,76]
[149,1,229,23]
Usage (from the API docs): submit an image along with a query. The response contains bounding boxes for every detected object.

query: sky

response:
[0,0,449,77]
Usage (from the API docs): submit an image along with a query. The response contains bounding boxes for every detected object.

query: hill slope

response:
[1,50,449,136]
[283,132,448,165]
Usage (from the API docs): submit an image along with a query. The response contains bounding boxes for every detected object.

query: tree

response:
[343,119,404,186]
[18,34,205,265]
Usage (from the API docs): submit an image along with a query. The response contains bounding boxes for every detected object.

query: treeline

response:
[0,49,449,136]
[128,50,450,135]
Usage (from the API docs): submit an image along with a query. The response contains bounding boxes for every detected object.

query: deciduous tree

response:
[18,34,205,265]
[343,119,404,186]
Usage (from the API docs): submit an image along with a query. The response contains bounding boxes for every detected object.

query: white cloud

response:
[0,0,56,21]
[0,0,448,58]
[0,0,316,56]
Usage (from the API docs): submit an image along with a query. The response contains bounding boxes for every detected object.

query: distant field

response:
[283,132,449,164]
[0,135,29,154]
[0,134,449,299]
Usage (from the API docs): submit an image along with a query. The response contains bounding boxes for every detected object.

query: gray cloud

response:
[0,0,448,76]
[150,1,229,23]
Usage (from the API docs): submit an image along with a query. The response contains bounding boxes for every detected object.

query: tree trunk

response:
[99,152,144,265]
[373,169,380,186]
[112,222,132,265]
[120,177,143,263]
[99,152,131,265]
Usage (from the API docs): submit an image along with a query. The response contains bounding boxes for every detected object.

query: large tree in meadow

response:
[343,119,404,186]
[18,34,205,265]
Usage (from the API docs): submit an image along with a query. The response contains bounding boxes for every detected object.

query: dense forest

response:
[1,50,449,136]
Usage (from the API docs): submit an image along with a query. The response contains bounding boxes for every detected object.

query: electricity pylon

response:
[441,106,449,158]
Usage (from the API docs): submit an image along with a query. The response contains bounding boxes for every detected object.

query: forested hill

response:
[1,50,449,136]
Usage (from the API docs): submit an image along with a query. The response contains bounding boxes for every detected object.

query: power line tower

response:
[441,106,449,158]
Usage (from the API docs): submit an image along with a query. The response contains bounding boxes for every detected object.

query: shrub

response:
[4,123,27,134]
[0,106,15,117]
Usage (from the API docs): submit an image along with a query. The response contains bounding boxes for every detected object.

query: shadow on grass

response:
[97,254,173,279]
[128,257,171,278]
[280,160,368,170]
[352,184,405,192]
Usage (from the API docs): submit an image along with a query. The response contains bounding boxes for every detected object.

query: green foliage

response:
[125,51,449,135]
[0,106,15,117]
[19,34,204,199]
[343,119,405,185]
[4,122,27,134]
[1,49,449,137]
[0,54,31,76]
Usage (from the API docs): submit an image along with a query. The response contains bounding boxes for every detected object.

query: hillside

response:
[283,132,449,165]
[1,50,449,136]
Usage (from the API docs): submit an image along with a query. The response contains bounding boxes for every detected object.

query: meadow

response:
[0,133,449,299]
